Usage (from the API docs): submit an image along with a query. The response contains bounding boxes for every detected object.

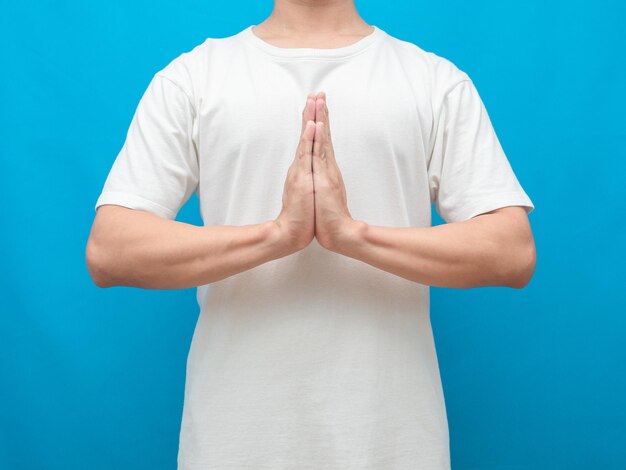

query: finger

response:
[302,94,316,134]
[315,91,329,129]
[298,120,315,173]
[315,94,325,128]
[314,93,331,140]
[312,121,327,176]
[315,95,337,167]
[323,95,332,141]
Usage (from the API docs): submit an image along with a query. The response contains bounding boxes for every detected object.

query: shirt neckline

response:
[240,24,385,60]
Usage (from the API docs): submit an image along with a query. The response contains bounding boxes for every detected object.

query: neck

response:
[256,0,370,37]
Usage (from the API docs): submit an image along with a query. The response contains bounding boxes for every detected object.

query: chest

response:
[194,56,434,226]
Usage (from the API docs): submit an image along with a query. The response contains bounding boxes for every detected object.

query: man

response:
[86,0,536,468]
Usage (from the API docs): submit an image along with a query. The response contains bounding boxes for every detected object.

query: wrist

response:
[329,219,368,257]
[266,219,301,258]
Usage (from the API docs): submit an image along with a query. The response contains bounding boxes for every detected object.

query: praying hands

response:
[274,92,359,253]
[273,92,535,289]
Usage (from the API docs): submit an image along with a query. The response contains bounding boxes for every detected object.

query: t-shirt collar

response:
[240,24,385,60]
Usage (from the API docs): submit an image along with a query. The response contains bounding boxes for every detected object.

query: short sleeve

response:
[94,73,199,220]
[427,79,534,223]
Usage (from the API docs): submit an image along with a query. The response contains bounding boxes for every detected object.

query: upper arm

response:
[93,73,199,221]
[476,205,534,242]
[427,77,535,224]
[472,205,536,287]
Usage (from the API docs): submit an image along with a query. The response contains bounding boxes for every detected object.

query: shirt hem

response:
[94,190,176,220]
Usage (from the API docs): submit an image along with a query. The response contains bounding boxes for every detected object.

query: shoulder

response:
[153,31,242,102]
[382,30,471,103]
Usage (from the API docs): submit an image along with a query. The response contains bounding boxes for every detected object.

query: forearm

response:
[331,211,536,289]
[86,207,291,289]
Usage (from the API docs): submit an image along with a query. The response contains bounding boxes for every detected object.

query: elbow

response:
[85,238,114,288]
[503,240,537,289]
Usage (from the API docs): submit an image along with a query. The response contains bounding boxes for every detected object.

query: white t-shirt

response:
[95,24,534,470]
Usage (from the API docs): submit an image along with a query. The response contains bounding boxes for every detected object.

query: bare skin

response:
[86,0,537,290]
[252,0,374,48]
[309,92,536,289]
[85,95,318,289]
[274,95,317,250]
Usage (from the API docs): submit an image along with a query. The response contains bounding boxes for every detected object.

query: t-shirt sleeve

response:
[427,78,534,223]
[94,73,199,220]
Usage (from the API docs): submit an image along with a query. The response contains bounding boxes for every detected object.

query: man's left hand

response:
[311,92,357,251]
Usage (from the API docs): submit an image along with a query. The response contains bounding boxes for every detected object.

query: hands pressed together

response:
[270,92,535,288]
[274,92,361,254]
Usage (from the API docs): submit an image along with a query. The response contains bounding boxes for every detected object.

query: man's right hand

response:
[273,94,317,253]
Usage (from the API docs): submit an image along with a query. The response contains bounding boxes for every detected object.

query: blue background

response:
[1,1,625,468]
